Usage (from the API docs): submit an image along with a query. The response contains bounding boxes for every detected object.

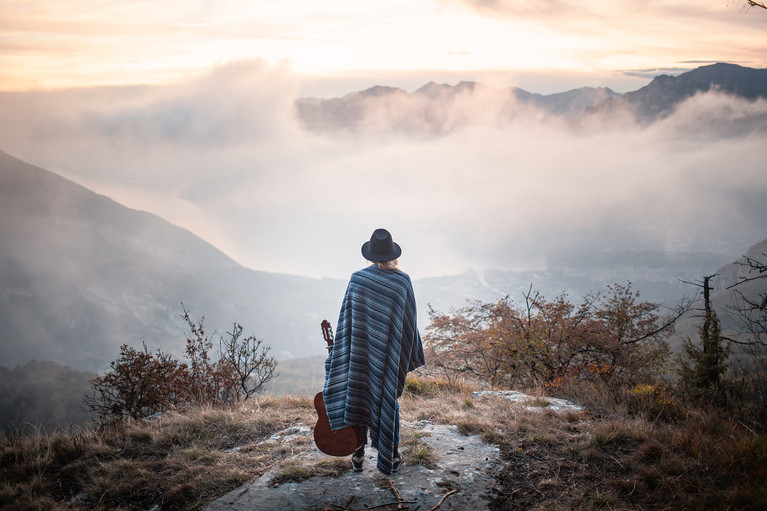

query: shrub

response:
[425,283,674,390]
[84,308,277,424]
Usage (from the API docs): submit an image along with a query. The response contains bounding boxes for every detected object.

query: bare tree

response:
[727,253,767,349]
[724,252,767,422]
[219,323,278,400]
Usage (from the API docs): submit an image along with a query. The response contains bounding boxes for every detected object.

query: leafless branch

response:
[622,295,697,345]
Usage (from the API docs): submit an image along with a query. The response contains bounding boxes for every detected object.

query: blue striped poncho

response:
[323,265,425,475]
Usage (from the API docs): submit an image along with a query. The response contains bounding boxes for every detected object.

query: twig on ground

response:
[430,489,458,510]
[609,455,625,469]
[367,500,417,510]
[385,478,406,510]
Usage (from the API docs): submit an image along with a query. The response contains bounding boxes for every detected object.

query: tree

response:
[587,283,675,386]
[725,251,767,420]
[179,306,277,405]
[679,275,730,403]
[425,282,678,389]
[218,322,277,400]
[727,253,767,350]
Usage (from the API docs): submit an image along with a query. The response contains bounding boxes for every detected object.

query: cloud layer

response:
[1,62,765,279]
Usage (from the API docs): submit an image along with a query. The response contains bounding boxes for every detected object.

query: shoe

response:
[392,451,402,473]
[352,446,365,472]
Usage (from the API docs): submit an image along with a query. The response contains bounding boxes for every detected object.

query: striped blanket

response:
[323,265,425,475]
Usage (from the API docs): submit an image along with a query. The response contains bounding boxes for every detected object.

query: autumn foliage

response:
[84,308,277,424]
[424,283,672,389]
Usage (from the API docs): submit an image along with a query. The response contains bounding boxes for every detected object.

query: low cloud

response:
[1,62,765,279]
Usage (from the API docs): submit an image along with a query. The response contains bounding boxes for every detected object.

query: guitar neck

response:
[321,320,334,352]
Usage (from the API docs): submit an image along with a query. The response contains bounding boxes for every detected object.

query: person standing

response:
[322,228,425,475]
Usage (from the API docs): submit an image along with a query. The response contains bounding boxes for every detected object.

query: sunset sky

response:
[1,1,766,280]
[2,1,766,95]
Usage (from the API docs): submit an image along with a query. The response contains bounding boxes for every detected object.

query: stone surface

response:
[206,420,502,510]
[471,390,584,412]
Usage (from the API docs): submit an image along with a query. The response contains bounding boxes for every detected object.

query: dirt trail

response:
[206,419,504,510]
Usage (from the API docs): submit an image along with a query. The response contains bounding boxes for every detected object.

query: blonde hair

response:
[373,259,400,271]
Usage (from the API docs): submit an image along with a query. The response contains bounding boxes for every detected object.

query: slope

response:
[0,150,346,371]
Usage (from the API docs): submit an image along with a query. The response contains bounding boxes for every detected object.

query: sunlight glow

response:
[0,0,765,91]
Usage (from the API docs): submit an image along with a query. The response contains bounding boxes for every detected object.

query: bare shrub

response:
[84,308,277,424]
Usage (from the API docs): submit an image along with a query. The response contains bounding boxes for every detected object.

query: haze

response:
[1,1,766,280]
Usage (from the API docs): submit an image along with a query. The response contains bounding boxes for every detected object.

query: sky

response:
[2,0,766,94]
[1,1,766,280]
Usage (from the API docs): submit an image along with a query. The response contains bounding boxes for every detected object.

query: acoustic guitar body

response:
[313,392,365,457]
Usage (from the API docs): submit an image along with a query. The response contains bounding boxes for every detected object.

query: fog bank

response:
[0,62,764,279]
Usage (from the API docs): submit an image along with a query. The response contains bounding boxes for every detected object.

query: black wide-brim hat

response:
[361,228,402,262]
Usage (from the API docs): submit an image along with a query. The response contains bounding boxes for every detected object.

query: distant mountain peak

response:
[414,81,453,99]
[345,85,407,100]
[617,62,767,122]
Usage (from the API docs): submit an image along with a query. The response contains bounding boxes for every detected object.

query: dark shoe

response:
[352,446,365,472]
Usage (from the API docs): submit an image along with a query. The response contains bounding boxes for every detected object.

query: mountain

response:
[589,62,767,123]
[295,63,766,135]
[0,150,349,371]
[295,80,620,135]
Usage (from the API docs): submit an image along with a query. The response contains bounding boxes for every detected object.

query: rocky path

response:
[206,419,503,510]
[206,391,583,510]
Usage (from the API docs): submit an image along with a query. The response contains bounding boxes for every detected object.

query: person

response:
[322,228,425,476]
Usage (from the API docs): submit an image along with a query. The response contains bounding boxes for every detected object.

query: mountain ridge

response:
[295,63,767,134]
[591,62,767,122]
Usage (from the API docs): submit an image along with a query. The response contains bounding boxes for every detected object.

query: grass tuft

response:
[272,461,315,485]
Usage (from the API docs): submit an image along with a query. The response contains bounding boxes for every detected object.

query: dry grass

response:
[481,384,767,510]
[0,396,317,510]
[401,375,767,510]
[2,378,766,510]
[271,457,351,486]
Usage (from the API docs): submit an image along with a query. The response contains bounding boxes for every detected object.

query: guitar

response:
[313,320,365,457]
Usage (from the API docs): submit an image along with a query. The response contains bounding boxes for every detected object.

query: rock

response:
[257,423,312,446]
[206,420,502,510]
[471,390,584,412]
[142,411,169,422]
[70,492,91,506]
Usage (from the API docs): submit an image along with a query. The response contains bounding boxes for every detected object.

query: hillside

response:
[0,149,347,370]
[0,361,96,431]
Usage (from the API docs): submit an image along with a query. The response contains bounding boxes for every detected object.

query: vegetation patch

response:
[271,457,351,486]
[0,396,317,510]
[399,433,438,469]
